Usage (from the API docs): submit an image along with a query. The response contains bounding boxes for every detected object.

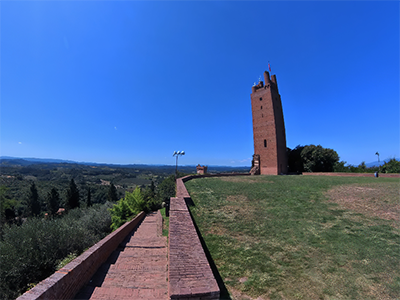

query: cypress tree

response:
[47,187,60,217]
[107,183,118,202]
[87,187,92,207]
[26,182,41,217]
[66,179,80,210]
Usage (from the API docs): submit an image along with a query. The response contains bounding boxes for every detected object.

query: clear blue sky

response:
[1,1,399,167]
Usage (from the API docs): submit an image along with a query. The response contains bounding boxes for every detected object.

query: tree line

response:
[1,179,112,230]
[287,144,399,173]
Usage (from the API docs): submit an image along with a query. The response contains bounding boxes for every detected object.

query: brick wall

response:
[16,212,146,300]
[169,175,236,300]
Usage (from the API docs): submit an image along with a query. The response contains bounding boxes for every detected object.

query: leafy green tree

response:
[125,186,146,214]
[66,179,80,210]
[381,158,400,173]
[143,180,158,210]
[300,145,339,172]
[287,145,304,173]
[109,198,132,231]
[107,183,119,202]
[26,182,41,217]
[333,161,350,172]
[86,187,92,207]
[1,186,17,232]
[46,188,60,217]
[156,175,176,204]
[358,161,367,172]
[109,186,147,231]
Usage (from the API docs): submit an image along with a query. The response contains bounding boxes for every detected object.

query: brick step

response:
[101,278,167,289]
[89,286,168,300]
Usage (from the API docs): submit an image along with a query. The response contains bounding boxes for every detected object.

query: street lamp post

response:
[173,151,185,179]
[375,152,380,175]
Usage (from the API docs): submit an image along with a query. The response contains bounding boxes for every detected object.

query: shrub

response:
[381,158,400,173]
[0,203,112,300]
[109,187,147,231]
[155,175,176,204]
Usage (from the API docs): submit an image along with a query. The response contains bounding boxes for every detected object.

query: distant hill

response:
[0,156,76,165]
[365,158,398,168]
[0,156,250,173]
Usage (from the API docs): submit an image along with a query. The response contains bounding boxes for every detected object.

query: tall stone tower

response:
[251,71,288,175]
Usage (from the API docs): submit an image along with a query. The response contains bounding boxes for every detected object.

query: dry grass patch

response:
[227,195,249,202]
[219,176,273,184]
[227,286,270,300]
[325,182,400,225]
[207,225,229,236]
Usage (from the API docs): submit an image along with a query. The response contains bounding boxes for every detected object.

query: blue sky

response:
[1,1,399,167]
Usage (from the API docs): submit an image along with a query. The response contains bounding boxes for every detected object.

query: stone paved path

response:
[75,211,168,300]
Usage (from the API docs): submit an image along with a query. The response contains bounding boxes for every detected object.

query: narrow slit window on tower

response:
[261,106,263,109]
[260,97,262,101]
[264,139,267,148]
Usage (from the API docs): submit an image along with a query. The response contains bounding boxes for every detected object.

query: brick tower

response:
[251,71,288,175]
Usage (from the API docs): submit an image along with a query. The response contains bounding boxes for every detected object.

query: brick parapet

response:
[16,211,146,300]
[169,176,230,299]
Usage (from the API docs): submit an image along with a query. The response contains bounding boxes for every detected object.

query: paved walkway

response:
[75,211,168,300]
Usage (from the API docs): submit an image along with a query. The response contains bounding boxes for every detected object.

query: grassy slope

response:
[185,175,400,300]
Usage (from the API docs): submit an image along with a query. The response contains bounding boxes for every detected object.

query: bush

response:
[0,203,112,300]
[381,158,400,173]
[109,187,147,231]
[301,145,339,172]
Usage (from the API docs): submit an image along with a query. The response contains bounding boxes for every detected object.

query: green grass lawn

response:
[185,175,400,300]
[160,207,169,237]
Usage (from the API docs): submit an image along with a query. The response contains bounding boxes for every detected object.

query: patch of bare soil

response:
[226,286,270,300]
[325,182,400,225]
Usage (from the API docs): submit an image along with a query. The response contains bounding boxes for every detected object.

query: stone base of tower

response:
[260,167,281,175]
[251,154,287,175]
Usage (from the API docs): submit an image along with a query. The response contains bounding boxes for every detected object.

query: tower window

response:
[260,106,263,109]
[260,97,262,101]
[264,139,267,147]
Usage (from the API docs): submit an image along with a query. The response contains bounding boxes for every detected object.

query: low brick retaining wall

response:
[168,197,219,300]
[17,211,146,300]
[302,172,400,178]
[168,173,249,299]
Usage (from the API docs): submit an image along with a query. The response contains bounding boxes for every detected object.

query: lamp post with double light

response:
[375,152,380,174]
[173,151,185,179]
